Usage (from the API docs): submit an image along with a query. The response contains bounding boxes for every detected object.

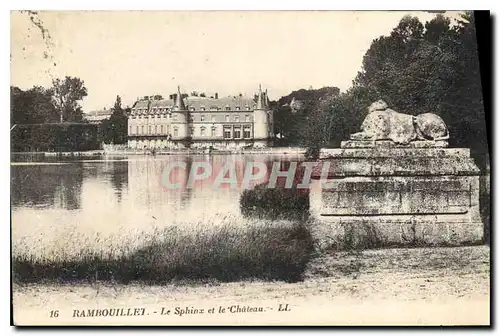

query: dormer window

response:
[190,107,196,111]
[225,106,231,111]
[245,105,250,111]
[235,106,241,111]
[200,106,206,111]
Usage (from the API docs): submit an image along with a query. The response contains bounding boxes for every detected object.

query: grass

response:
[12,217,315,285]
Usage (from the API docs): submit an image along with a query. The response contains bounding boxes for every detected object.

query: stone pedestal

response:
[311,141,483,248]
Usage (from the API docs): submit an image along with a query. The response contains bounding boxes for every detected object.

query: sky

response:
[10,10,464,113]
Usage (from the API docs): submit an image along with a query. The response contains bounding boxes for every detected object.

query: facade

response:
[84,108,112,124]
[127,86,274,149]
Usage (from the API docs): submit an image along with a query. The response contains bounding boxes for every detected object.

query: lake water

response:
[11,154,324,258]
[11,153,490,258]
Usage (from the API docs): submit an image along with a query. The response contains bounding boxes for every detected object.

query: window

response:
[225,115,229,122]
[129,126,132,134]
[149,126,152,134]
[243,126,251,139]
[211,115,216,122]
[200,106,206,111]
[155,125,158,134]
[190,127,195,136]
[161,125,164,134]
[235,106,240,111]
[211,126,216,137]
[235,115,240,122]
[188,115,194,122]
[190,107,196,111]
[141,125,144,134]
[245,115,250,122]
[172,114,178,121]
[233,126,241,139]
[223,126,231,139]
[200,127,206,137]
[173,127,178,137]
[225,106,231,111]
[201,115,205,122]
[167,125,171,134]
[245,105,250,110]
[136,126,139,134]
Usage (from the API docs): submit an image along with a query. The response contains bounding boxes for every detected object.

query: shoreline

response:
[11,147,308,157]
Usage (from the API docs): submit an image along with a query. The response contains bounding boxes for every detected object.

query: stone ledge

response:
[320,147,471,159]
[341,140,449,148]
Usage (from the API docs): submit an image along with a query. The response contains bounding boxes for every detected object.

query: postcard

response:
[10,10,490,326]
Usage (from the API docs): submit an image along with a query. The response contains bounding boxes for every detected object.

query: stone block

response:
[311,143,483,247]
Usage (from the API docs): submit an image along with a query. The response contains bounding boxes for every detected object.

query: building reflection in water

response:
[11,154,312,228]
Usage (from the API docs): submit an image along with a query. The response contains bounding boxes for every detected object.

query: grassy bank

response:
[12,219,315,285]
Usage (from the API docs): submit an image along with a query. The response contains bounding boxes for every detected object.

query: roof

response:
[85,109,112,117]
[256,85,266,110]
[132,95,258,112]
[173,86,187,111]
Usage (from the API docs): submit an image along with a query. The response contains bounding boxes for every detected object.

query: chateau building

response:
[127,86,274,149]
[84,108,112,124]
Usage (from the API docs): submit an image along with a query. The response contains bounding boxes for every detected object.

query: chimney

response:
[215,92,218,99]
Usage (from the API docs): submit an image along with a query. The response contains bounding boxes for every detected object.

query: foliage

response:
[272,86,340,145]
[271,12,488,167]
[99,95,128,144]
[240,183,310,221]
[353,12,487,159]
[10,86,59,125]
[11,123,100,152]
[52,76,88,122]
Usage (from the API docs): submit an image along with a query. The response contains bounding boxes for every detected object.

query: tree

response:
[351,12,488,165]
[52,76,88,123]
[99,95,128,144]
[10,85,59,125]
[271,87,341,146]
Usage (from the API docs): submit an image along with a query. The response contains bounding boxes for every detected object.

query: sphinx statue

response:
[350,100,449,145]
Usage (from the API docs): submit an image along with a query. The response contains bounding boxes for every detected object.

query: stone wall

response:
[310,141,483,248]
